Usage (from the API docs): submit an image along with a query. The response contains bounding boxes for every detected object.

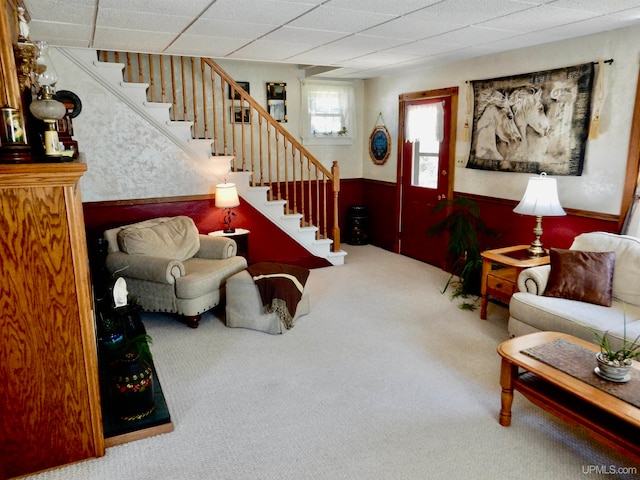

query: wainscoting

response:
[83,178,619,270]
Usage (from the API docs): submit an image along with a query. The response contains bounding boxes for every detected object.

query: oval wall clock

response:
[369,125,391,165]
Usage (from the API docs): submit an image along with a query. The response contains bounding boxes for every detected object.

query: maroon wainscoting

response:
[362,179,397,251]
[470,194,619,250]
[84,197,327,267]
[351,180,620,255]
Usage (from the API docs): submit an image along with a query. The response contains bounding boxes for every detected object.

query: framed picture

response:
[230,106,251,124]
[228,81,250,100]
[369,126,391,165]
[266,82,287,122]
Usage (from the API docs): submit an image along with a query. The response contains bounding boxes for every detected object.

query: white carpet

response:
[30,245,637,479]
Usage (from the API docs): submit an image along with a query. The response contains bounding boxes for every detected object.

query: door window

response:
[405,102,444,189]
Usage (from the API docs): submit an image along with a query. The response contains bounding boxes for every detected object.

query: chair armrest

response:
[517,265,551,295]
[105,251,185,284]
[195,234,237,259]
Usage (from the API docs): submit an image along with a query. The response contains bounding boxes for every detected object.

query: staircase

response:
[58,48,345,265]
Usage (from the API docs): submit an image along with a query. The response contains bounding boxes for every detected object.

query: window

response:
[301,82,355,145]
[405,102,444,189]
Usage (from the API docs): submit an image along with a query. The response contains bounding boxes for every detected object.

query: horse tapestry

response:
[467,63,594,175]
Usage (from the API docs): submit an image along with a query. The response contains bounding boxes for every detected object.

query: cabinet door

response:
[0,165,104,478]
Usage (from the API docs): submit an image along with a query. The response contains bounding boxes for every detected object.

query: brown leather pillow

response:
[543,248,615,307]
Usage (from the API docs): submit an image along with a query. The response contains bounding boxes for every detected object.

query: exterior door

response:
[397,88,457,268]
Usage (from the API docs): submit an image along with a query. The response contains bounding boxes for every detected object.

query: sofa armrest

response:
[105,251,185,284]
[517,265,551,295]
[195,234,237,259]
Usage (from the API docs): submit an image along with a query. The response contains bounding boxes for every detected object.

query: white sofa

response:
[508,232,640,350]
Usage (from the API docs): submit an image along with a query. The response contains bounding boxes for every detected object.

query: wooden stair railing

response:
[99,51,340,252]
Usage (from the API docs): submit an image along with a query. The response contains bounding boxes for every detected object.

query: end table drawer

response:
[487,269,517,301]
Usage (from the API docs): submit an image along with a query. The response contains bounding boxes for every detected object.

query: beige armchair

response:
[104,216,247,328]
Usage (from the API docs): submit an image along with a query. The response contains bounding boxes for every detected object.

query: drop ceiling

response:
[22,0,640,79]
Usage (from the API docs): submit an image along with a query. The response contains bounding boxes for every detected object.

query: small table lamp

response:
[215,182,240,233]
[513,172,566,257]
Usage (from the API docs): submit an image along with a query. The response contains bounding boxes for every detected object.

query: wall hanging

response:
[467,62,601,176]
[266,82,287,123]
[369,113,391,165]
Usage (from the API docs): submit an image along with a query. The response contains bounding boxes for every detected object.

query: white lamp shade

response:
[513,174,566,217]
[215,183,240,208]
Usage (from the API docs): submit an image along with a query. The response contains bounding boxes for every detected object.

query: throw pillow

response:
[543,248,615,307]
[117,216,200,261]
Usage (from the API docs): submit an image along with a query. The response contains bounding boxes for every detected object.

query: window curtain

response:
[405,102,444,144]
[300,81,356,143]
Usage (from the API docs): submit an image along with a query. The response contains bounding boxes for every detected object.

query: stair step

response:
[165,121,194,139]
[143,102,172,122]
[92,61,126,84]
[119,82,149,103]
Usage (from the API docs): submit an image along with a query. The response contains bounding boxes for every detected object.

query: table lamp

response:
[28,41,66,156]
[215,182,240,233]
[513,172,566,257]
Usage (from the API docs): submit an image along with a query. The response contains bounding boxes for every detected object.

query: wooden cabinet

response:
[0,163,104,479]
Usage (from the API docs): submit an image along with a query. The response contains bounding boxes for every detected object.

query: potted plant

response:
[428,197,499,309]
[591,310,640,383]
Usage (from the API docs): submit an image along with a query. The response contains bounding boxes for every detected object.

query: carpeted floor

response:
[30,245,638,479]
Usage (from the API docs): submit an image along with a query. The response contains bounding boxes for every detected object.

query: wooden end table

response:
[209,228,250,260]
[498,332,640,463]
[480,245,549,319]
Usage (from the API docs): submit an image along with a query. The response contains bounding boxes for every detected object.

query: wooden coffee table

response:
[498,332,640,463]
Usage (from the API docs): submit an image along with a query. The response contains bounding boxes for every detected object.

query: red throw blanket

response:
[247,262,310,329]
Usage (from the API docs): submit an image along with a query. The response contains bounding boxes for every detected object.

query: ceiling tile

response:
[480,4,599,31]
[362,16,463,40]
[186,18,277,39]
[229,40,316,62]
[97,9,192,34]
[325,0,440,16]
[288,5,396,33]
[551,0,640,14]
[23,2,95,25]
[260,26,348,45]
[427,26,520,46]
[407,0,534,25]
[28,20,93,45]
[93,27,177,52]
[166,35,252,57]
[201,0,316,25]
[96,0,213,16]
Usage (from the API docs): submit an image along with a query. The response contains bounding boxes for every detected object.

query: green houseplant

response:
[428,197,499,309]
[591,309,640,382]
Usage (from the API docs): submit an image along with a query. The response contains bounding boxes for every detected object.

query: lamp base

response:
[526,244,547,257]
[223,227,236,234]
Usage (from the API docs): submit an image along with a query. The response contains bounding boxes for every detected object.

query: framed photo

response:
[228,81,250,100]
[230,106,251,124]
[266,82,287,122]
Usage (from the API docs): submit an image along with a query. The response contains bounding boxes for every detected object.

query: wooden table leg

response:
[480,257,492,319]
[499,357,517,426]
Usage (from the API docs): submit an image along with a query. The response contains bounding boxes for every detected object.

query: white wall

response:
[362,25,640,216]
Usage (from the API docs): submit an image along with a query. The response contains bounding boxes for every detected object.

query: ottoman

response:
[225,269,310,334]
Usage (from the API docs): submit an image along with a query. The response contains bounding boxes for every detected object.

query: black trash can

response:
[346,205,369,245]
